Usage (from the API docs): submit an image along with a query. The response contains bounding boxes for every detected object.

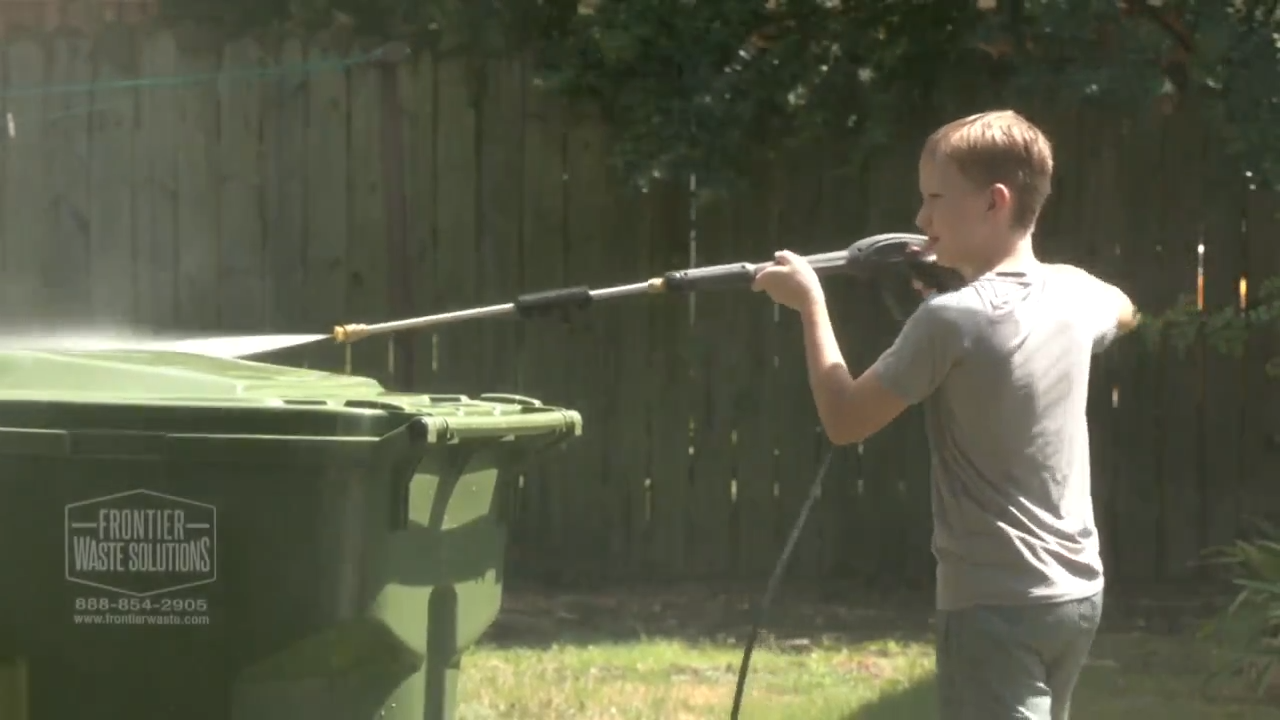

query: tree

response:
[160,0,1280,191]
[530,0,1280,193]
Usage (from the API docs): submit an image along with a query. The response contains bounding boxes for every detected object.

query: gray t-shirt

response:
[868,263,1119,611]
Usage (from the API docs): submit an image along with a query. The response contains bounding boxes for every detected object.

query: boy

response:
[752,110,1139,719]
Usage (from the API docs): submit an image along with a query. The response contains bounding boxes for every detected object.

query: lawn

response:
[455,587,1280,719]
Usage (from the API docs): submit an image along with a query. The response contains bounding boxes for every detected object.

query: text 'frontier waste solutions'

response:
[69,508,213,574]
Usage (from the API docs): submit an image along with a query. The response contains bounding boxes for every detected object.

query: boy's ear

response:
[988,183,1012,213]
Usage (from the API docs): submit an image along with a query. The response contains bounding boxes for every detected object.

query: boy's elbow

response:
[818,414,869,446]
[823,426,866,446]
[813,386,865,445]
[1117,301,1140,335]
[1112,287,1140,335]
[814,371,908,446]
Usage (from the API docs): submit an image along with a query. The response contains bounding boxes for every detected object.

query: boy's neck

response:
[963,233,1038,281]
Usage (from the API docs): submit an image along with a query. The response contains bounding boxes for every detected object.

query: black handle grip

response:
[513,286,593,318]
[662,262,758,293]
[907,260,966,292]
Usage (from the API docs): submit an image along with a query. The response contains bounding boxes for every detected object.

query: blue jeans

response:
[935,591,1103,720]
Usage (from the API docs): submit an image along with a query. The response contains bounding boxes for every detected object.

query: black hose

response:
[729,444,838,720]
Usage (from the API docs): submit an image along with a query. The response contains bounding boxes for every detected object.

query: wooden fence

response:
[1,27,1278,589]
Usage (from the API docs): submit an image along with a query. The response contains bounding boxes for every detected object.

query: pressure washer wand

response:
[332,279,651,341]
[333,246,860,343]
[332,233,963,344]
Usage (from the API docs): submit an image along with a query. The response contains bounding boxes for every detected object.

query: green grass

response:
[459,637,931,719]
[454,589,1280,720]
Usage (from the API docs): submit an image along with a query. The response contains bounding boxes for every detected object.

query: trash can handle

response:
[379,417,430,531]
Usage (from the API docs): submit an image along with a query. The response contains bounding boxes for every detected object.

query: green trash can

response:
[0,348,580,720]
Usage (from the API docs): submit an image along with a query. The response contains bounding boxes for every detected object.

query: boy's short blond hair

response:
[924,110,1054,231]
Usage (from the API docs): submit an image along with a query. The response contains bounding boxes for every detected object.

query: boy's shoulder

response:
[920,283,985,313]
[914,285,986,332]
[1042,262,1103,283]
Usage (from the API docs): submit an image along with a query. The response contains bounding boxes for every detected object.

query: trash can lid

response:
[0,349,581,438]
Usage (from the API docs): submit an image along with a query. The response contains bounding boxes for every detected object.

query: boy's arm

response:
[799,296,961,445]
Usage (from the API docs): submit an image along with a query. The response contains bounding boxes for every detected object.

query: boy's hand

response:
[752,250,824,311]
[905,245,938,299]
[910,279,937,299]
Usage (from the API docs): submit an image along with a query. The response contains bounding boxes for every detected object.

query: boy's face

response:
[915,150,1013,277]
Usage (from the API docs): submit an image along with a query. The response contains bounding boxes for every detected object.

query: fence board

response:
[647,181,693,578]
[1156,106,1207,579]
[1112,114,1164,583]
[88,43,136,324]
[3,39,46,323]
[609,185,653,578]
[431,56,479,393]
[174,37,219,330]
[590,166,633,583]
[402,47,436,390]
[1201,141,1247,553]
[380,57,413,389]
[477,58,524,394]
[733,161,782,580]
[512,85,568,578]
[134,32,178,330]
[46,36,93,321]
[216,38,265,332]
[300,38,347,371]
[562,118,616,579]
[261,37,306,336]
[345,55,388,381]
[1037,102,1082,262]
[689,196,739,579]
[1243,189,1280,519]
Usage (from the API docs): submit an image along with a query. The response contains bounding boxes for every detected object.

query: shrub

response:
[1201,519,1280,698]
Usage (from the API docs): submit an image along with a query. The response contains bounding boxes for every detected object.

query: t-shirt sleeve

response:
[1063,266,1126,354]
[868,300,965,405]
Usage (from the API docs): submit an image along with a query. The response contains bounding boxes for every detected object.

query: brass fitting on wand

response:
[333,324,370,344]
